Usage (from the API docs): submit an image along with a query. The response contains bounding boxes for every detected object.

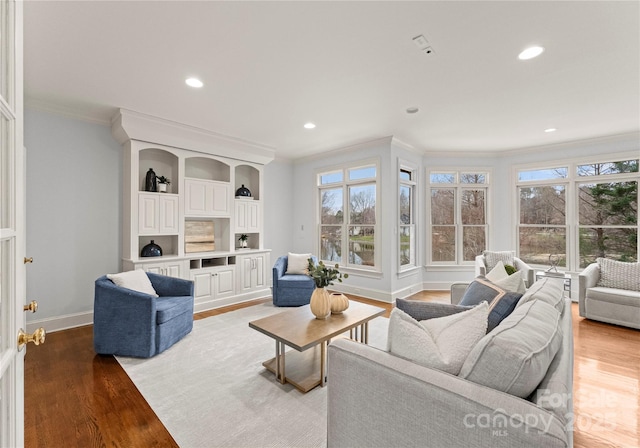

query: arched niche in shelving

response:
[235,164,260,200]
[139,148,179,193]
[185,157,231,182]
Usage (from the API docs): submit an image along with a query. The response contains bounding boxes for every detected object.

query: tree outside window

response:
[429,171,488,264]
[317,163,379,270]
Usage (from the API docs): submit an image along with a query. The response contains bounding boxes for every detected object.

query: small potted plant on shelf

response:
[156,176,170,193]
[238,234,249,248]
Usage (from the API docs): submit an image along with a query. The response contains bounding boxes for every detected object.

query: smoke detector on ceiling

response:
[413,34,434,56]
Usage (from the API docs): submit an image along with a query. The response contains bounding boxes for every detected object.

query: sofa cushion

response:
[286,252,312,275]
[156,296,192,324]
[395,298,472,320]
[277,274,315,289]
[107,269,158,297]
[483,250,515,271]
[517,277,566,313]
[459,299,562,398]
[597,258,640,291]
[387,303,488,375]
[586,286,640,307]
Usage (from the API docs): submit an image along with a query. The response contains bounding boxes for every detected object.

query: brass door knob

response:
[24,257,33,264]
[23,300,38,313]
[17,327,46,351]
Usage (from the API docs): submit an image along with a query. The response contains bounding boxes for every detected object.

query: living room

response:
[7,1,640,447]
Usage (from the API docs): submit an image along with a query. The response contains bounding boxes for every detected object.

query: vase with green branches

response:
[307,258,348,319]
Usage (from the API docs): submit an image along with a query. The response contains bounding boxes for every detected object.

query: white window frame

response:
[316,158,381,274]
[399,160,418,273]
[513,151,639,272]
[426,168,491,266]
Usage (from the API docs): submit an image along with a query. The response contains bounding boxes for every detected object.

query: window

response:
[577,160,638,267]
[399,165,416,269]
[516,157,638,270]
[428,170,489,264]
[318,161,379,270]
[517,167,568,268]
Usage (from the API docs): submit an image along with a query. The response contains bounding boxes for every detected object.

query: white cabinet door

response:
[211,182,230,215]
[238,253,267,291]
[192,271,214,302]
[239,256,253,291]
[139,194,159,234]
[185,179,210,216]
[143,260,184,278]
[185,179,230,216]
[191,267,236,302]
[215,267,236,299]
[246,201,261,233]
[139,193,179,234]
[235,200,261,233]
[159,195,179,234]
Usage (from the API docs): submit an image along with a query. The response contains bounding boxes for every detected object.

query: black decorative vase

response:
[141,240,162,257]
[145,168,157,192]
[235,184,251,197]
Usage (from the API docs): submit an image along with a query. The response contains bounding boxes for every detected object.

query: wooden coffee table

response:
[249,301,385,393]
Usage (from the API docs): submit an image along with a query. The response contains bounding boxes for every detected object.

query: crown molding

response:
[111,109,276,165]
[25,98,112,126]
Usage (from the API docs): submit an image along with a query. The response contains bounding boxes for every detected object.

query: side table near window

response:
[535,271,571,298]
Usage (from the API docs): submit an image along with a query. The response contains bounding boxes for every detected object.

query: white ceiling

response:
[24,1,640,160]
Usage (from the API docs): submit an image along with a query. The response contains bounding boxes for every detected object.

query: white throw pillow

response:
[493,271,526,293]
[486,260,509,283]
[286,252,312,275]
[387,302,489,375]
[107,269,158,297]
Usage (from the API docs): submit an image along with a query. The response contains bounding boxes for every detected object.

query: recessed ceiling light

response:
[304,122,316,129]
[518,46,545,60]
[544,128,557,133]
[406,107,420,114]
[185,77,203,88]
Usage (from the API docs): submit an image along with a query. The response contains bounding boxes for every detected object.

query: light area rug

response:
[116,302,389,448]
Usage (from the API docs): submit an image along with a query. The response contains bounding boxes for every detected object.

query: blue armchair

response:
[272,255,318,306]
[93,272,195,358]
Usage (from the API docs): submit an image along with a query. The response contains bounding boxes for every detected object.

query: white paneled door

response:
[1,1,29,445]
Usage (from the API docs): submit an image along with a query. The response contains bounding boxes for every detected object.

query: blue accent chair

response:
[93,272,195,358]
[272,255,318,306]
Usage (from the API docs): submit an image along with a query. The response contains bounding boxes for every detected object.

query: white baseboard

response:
[27,311,93,334]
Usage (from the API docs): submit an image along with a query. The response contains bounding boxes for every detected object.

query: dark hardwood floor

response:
[24,292,639,448]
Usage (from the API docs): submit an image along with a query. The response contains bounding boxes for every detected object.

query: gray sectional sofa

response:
[327,278,573,448]
[579,259,640,329]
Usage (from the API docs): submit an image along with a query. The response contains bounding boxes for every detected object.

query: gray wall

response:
[25,109,122,325]
[263,158,295,261]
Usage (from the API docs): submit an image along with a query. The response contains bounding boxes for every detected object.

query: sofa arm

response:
[327,339,569,448]
[578,263,600,316]
[514,257,535,287]
[475,255,487,277]
[93,278,157,356]
[272,256,287,286]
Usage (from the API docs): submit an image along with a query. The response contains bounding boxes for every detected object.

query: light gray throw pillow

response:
[459,299,562,398]
[597,257,640,291]
[387,303,489,375]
